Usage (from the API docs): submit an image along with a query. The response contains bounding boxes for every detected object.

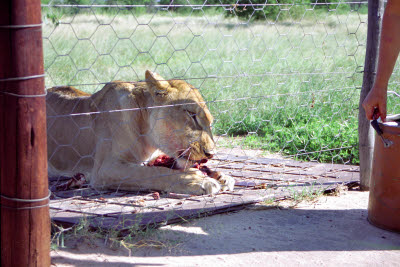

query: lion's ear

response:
[145,70,171,98]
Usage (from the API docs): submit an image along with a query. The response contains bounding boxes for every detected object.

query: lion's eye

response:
[186,110,198,125]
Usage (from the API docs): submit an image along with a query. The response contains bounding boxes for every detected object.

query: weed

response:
[51,217,93,249]
[287,183,325,206]
[262,197,278,206]
[51,216,181,255]
[51,223,72,249]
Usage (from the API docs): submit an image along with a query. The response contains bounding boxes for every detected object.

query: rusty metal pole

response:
[0,1,50,266]
[358,0,384,191]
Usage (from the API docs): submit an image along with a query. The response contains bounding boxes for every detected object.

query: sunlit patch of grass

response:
[42,10,367,164]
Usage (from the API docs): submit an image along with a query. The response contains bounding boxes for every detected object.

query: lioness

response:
[47,70,235,195]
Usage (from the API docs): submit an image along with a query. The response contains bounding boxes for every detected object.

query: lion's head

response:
[145,71,215,169]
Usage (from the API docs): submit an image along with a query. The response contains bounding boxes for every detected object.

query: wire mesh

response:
[43,1,365,236]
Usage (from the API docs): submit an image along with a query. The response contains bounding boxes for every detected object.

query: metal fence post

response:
[358,0,385,191]
[0,0,50,266]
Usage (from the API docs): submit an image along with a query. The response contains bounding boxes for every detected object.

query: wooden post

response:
[358,0,384,191]
[0,1,50,266]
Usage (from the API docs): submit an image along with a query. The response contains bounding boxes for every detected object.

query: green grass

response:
[51,216,178,254]
[287,183,325,206]
[42,6,370,164]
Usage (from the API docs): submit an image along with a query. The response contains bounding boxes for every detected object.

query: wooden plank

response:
[217,165,357,178]
[52,188,102,198]
[213,162,359,181]
[71,203,138,216]
[213,163,359,176]
[50,211,86,227]
[227,170,358,183]
[213,153,359,171]
[358,0,384,190]
[211,155,359,175]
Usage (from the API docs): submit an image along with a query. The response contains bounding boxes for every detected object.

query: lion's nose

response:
[204,149,214,159]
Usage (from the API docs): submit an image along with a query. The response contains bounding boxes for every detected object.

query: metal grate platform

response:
[50,153,359,231]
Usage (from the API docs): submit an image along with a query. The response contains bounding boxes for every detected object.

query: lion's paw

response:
[218,173,235,192]
[183,169,221,195]
[201,177,221,195]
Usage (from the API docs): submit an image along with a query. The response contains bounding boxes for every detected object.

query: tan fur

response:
[48,86,91,97]
[46,70,235,195]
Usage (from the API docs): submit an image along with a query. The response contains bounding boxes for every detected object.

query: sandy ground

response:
[51,190,400,267]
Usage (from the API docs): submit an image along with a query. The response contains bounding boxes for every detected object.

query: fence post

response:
[358,0,384,191]
[0,1,50,266]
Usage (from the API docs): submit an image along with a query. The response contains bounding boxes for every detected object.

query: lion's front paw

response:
[218,173,235,192]
[182,169,221,195]
[200,177,221,195]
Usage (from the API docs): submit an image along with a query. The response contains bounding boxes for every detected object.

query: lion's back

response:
[46,82,147,177]
[48,86,91,98]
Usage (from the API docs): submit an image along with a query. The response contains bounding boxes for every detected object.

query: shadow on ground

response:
[52,198,400,262]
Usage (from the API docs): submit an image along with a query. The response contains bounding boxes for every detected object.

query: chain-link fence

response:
[44,1,366,236]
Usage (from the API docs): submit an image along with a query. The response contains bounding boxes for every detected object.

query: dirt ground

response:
[51,190,400,267]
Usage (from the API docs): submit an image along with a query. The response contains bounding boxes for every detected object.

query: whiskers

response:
[175,147,192,169]
[183,150,192,169]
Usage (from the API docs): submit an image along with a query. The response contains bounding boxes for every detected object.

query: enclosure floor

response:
[49,153,359,231]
